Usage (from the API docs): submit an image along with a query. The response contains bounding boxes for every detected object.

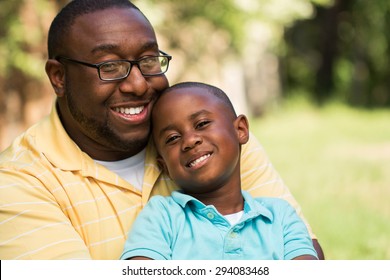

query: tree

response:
[135,0,332,115]
[283,0,390,107]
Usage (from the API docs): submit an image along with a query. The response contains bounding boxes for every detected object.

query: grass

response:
[250,99,390,259]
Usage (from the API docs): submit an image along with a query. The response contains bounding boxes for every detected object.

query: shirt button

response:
[207,212,215,219]
[230,231,238,238]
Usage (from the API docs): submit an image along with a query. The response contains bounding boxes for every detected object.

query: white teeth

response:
[189,154,211,167]
[115,106,144,115]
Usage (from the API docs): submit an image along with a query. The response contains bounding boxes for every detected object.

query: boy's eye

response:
[165,135,180,144]
[196,120,211,129]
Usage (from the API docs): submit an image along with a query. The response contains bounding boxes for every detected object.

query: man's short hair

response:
[47,0,143,58]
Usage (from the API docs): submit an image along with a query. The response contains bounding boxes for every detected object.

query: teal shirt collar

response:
[171,190,274,223]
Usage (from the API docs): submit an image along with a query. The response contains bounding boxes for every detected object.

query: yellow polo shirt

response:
[0,105,313,259]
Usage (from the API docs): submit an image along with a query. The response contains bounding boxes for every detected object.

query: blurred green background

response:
[0,0,389,259]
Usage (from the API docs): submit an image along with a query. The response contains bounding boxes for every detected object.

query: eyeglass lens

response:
[99,56,169,80]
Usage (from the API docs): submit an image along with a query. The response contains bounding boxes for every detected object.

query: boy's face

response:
[152,87,249,195]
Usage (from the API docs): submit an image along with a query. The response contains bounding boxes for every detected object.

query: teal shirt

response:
[121,191,317,260]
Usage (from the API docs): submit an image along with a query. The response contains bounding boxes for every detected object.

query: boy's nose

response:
[182,133,202,151]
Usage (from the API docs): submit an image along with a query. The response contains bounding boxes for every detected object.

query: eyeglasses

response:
[55,50,172,81]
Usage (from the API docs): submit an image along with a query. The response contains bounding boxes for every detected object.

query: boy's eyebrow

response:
[188,109,211,120]
[158,124,175,138]
[157,109,211,138]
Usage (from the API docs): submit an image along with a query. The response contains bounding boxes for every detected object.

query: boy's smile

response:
[186,152,212,169]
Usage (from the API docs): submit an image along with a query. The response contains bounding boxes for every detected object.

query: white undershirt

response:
[94,149,146,191]
[224,210,244,226]
[95,150,243,222]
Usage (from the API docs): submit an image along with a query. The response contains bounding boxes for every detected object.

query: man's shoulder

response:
[0,125,41,167]
[0,114,61,176]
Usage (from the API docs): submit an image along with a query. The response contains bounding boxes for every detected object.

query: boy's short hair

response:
[162,82,237,117]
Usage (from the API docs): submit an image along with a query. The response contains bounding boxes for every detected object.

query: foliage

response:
[0,0,56,124]
[0,0,63,150]
[1,0,387,138]
[282,0,390,107]
[251,100,390,259]
[135,0,331,115]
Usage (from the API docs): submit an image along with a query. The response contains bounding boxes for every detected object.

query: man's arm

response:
[312,239,325,260]
[0,172,91,260]
[293,254,318,260]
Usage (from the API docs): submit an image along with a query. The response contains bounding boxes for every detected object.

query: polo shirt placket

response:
[197,205,246,259]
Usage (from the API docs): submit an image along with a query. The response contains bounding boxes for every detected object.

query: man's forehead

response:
[67,7,156,56]
[71,7,147,30]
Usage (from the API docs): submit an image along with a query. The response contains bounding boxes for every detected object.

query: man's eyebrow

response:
[91,44,118,54]
[91,41,159,55]
[140,41,159,52]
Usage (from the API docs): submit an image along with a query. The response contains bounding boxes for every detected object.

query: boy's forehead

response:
[160,87,216,104]
[154,88,234,123]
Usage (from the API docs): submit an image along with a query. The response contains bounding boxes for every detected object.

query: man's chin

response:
[114,133,150,153]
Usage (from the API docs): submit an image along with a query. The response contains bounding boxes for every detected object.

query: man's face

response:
[57,7,169,160]
[152,87,245,195]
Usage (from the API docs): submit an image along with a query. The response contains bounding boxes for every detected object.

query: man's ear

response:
[234,114,249,145]
[45,59,66,97]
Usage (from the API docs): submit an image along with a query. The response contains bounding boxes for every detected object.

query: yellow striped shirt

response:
[0,105,314,259]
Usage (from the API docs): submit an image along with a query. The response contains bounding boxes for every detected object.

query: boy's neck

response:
[190,187,244,215]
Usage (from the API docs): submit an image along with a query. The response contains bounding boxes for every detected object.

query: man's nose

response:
[118,65,148,96]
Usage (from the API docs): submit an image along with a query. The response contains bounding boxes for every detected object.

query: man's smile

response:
[114,105,145,115]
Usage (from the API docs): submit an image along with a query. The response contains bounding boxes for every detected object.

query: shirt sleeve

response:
[279,200,318,260]
[0,171,91,260]
[240,132,316,239]
[120,196,173,260]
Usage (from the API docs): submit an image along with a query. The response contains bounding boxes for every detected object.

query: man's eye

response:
[140,57,160,71]
[141,57,159,65]
[100,62,121,73]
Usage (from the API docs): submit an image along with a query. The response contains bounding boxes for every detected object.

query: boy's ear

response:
[157,155,170,176]
[45,59,66,97]
[234,114,250,145]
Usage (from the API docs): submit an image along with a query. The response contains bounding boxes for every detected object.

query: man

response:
[0,0,324,259]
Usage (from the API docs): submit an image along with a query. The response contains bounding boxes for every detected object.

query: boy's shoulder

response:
[243,191,290,205]
[146,192,186,210]
[243,191,294,214]
[254,196,290,205]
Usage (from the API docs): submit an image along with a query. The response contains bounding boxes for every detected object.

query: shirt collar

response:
[37,103,84,171]
[35,103,161,193]
[171,190,199,207]
[171,190,274,222]
[242,190,274,222]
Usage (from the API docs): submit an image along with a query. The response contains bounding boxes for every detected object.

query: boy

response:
[120,82,318,260]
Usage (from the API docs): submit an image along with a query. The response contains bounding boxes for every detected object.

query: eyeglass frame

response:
[55,50,172,81]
